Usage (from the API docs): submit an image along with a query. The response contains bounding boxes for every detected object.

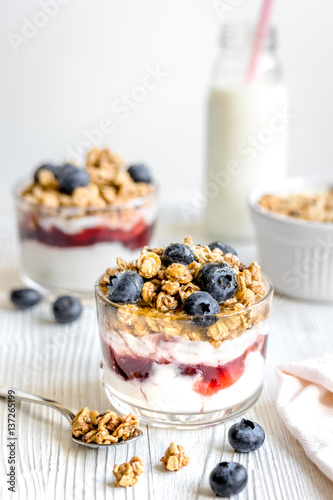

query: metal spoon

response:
[0,385,142,449]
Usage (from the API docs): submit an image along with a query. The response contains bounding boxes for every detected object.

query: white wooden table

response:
[1,205,333,500]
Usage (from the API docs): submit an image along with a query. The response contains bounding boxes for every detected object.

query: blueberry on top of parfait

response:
[197,263,237,303]
[161,243,195,267]
[108,271,144,303]
[33,164,58,183]
[57,163,90,195]
[127,164,152,184]
[183,291,220,326]
[208,241,237,256]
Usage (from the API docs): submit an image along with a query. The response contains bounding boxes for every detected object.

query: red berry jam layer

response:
[101,334,267,397]
[19,217,154,249]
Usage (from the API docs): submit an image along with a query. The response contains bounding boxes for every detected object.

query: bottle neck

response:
[220,23,276,55]
[214,23,280,87]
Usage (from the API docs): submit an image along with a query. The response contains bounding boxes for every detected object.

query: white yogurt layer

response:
[37,206,156,235]
[104,351,265,414]
[20,240,142,293]
[103,320,268,366]
[101,321,268,413]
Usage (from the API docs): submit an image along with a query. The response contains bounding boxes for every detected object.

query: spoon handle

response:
[0,385,75,424]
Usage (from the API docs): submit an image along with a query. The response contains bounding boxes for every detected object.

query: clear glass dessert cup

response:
[14,180,158,296]
[95,274,273,428]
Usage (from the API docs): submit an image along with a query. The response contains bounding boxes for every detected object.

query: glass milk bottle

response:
[205,24,288,241]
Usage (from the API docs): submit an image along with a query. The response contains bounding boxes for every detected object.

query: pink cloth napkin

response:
[276,352,333,481]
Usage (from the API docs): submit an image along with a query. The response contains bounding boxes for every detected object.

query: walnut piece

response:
[113,456,144,487]
[71,407,94,437]
[160,442,190,471]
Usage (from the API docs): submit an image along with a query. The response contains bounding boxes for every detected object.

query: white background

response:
[1,0,333,207]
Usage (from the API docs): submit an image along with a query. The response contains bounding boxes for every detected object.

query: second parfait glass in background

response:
[13,148,158,295]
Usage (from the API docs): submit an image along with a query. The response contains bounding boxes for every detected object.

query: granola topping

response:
[113,456,144,487]
[259,189,333,222]
[98,237,269,347]
[21,148,154,209]
[71,407,140,445]
[160,442,190,471]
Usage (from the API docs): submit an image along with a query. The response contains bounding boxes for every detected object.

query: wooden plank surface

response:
[1,205,333,500]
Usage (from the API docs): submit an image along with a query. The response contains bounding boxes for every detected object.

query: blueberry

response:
[197,263,237,303]
[33,164,58,183]
[10,288,41,310]
[183,291,220,326]
[57,163,90,195]
[161,243,195,267]
[208,241,237,257]
[209,462,248,497]
[228,419,265,452]
[53,296,82,324]
[127,164,152,184]
[108,271,144,303]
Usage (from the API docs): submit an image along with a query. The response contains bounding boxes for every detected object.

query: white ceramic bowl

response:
[249,177,333,301]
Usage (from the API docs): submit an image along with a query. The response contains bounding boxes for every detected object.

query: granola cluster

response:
[113,456,144,487]
[259,190,333,222]
[21,148,153,209]
[112,441,190,488]
[98,236,269,346]
[160,442,190,471]
[71,407,140,444]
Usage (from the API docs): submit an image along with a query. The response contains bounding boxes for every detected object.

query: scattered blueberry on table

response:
[209,462,248,497]
[10,288,42,310]
[228,418,265,452]
[52,295,82,324]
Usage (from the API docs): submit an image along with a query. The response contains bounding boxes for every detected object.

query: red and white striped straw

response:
[247,0,275,83]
